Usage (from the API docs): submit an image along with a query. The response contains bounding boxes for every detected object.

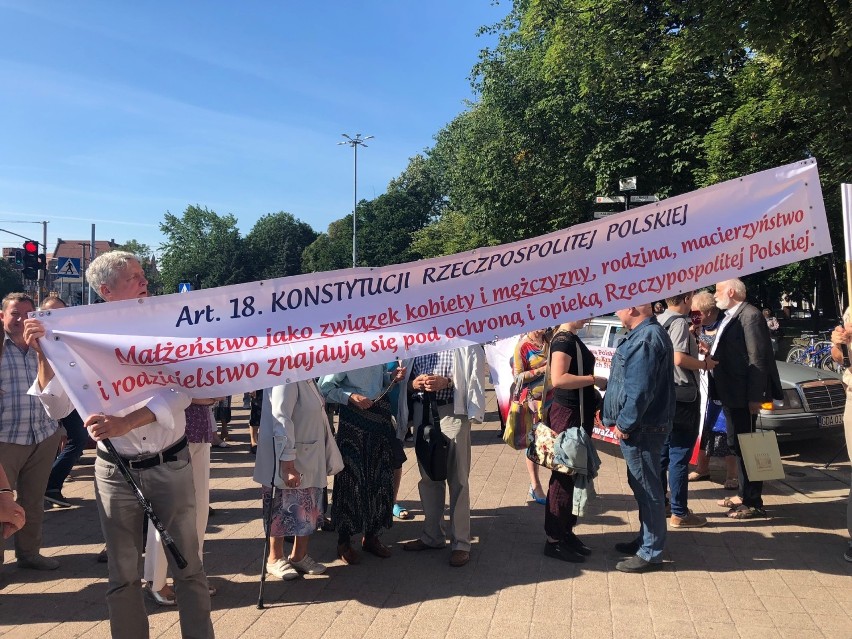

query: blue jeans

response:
[661,428,696,517]
[620,431,668,562]
[46,410,87,494]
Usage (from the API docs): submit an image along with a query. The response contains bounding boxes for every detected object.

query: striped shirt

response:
[0,334,58,445]
[410,350,455,402]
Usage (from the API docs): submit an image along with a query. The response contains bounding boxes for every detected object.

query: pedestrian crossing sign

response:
[55,258,81,278]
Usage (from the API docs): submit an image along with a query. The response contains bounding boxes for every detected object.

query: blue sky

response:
[0,0,506,254]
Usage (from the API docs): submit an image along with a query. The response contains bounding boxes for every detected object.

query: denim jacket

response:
[602,316,675,435]
[552,426,602,516]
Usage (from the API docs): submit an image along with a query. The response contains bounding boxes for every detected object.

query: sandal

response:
[529,486,547,505]
[393,503,412,520]
[727,505,766,519]
[724,478,739,490]
[687,472,710,482]
[717,497,742,508]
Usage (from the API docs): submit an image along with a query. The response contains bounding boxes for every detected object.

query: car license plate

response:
[819,413,844,428]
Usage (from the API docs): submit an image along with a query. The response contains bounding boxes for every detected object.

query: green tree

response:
[0,260,23,300]
[301,216,354,273]
[117,239,151,257]
[430,41,595,246]
[357,155,444,266]
[410,208,489,258]
[670,0,851,185]
[158,205,248,293]
[699,58,815,185]
[427,0,737,249]
[244,212,317,280]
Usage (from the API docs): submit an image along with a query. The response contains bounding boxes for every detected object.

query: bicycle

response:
[785,332,844,373]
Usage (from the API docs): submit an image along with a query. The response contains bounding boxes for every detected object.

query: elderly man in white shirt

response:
[24,251,213,639]
[398,345,486,568]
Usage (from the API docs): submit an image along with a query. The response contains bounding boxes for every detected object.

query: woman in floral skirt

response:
[254,379,342,579]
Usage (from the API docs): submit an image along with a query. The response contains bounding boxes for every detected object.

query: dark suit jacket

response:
[711,302,782,408]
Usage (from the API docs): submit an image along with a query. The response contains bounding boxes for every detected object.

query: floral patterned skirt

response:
[261,486,322,537]
[331,399,395,539]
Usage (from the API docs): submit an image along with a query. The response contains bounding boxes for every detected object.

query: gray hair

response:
[692,290,716,313]
[719,278,747,300]
[86,251,139,292]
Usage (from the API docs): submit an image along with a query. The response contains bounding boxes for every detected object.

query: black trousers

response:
[721,406,764,508]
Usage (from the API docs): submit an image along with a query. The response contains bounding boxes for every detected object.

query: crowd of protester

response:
[1,260,850,637]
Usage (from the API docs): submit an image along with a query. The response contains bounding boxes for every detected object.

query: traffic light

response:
[22,240,38,280]
[14,250,22,266]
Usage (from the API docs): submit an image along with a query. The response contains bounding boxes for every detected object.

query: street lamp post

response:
[338,133,373,268]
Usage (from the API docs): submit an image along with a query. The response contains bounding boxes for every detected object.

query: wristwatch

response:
[446,377,454,390]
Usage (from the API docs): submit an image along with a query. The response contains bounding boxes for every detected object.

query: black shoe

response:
[543,541,585,563]
[250,445,257,456]
[616,555,663,573]
[404,428,414,442]
[845,544,852,563]
[614,540,641,555]
[563,533,592,556]
[44,491,71,508]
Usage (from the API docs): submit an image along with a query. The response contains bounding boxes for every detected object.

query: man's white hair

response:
[719,278,747,300]
[86,251,139,292]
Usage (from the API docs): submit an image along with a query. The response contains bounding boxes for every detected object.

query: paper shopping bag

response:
[737,430,785,481]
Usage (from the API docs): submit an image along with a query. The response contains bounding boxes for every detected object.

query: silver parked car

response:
[576,316,845,441]
[761,361,845,440]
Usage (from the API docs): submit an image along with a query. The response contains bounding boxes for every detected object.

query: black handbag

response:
[414,392,451,482]
[674,383,698,403]
[662,314,699,404]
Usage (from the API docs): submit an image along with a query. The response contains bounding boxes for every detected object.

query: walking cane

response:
[257,435,279,609]
[257,484,276,609]
[102,438,188,569]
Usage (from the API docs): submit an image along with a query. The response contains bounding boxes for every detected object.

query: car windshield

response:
[576,323,607,346]
[607,329,628,348]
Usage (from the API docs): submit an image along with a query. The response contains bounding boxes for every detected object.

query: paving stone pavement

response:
[1,392,851,638]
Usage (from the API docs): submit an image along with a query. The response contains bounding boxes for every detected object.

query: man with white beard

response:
[709,279,781,520]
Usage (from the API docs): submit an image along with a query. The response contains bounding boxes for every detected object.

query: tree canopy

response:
[0,260,24,300]
[149,1,849,311]
[158,205,249,293]
[243,212,317,280]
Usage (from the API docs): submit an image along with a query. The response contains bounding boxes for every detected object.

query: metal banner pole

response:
[843,184,852,309]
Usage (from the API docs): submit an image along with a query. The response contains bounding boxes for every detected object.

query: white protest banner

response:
[484,336,520,423]
[37,160,831,418]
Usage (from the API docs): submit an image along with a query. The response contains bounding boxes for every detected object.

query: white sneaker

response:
[266,558,298,581]
[289,554,327,575]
